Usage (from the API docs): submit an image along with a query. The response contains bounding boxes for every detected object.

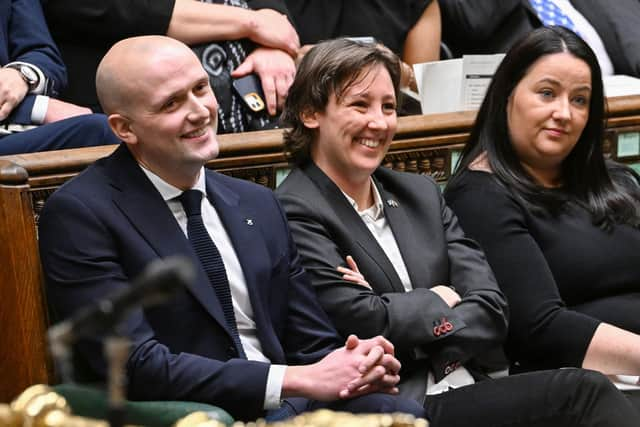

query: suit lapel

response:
[374,174,427,290]
[303,162,405,292]
[105,146,228,331]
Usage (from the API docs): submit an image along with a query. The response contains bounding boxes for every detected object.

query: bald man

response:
[38,36,425,422]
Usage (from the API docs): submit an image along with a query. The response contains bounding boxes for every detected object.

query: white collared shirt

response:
[140,165,285,409]
[342,179,412,292]
[343,179,474,395]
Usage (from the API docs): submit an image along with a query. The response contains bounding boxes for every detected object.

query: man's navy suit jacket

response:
[39,144,342,421]
[1,0,66,122]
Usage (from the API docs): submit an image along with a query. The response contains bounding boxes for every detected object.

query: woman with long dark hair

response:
[445,26,640,398]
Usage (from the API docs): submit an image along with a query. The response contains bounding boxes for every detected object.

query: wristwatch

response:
[4,63,40,92]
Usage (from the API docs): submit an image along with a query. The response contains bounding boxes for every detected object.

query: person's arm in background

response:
[231,0,297,115]
[403,0,441,65]
[43,0,294,52]
[169,0,298,55]
[43,0,298,115]
[1,0,67,122]
[400,0,441,91]
[42,98,91,123]
[400,0,441,90]
[171,0,299,114]
[445,175,640,376]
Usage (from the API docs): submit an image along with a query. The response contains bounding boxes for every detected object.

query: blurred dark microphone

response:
[48,256,195,348]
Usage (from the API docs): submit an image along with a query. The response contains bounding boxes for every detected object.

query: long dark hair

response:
[449,26,640,228]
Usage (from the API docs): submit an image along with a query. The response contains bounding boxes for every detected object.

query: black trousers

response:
[426,368,638,427]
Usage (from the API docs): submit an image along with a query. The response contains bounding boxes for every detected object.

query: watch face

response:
[20,65,38,86]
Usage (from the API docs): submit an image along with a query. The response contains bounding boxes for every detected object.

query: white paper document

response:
[603,75,640,98]
[609,375,640,391]
[414,54,505,115]
[414,58,463,115]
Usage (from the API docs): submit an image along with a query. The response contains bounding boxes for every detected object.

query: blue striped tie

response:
[179,189,246,359]
[530,0,580,35]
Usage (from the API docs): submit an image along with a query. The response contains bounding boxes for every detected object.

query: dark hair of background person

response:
[448,26,640,229]
[281,38,401,166]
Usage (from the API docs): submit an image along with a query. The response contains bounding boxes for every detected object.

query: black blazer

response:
[276,163,508,397]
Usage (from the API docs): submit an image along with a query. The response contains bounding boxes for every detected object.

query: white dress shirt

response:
[141,165,286,409]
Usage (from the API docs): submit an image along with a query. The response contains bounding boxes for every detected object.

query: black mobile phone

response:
[232,74,266,113]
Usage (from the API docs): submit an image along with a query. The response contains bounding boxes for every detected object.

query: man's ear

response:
[108,113,138,145]
[300,108,320,129]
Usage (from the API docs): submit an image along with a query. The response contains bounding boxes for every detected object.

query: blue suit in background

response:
[0,0,65,121]
[0,0,119,155]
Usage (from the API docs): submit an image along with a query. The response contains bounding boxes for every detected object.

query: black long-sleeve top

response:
[445,170,640,372]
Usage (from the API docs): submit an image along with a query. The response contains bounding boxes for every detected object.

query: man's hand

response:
[341,335,400,397]
[44,98,92,124]
[248,9,300,56]
[282,335,400,401]
[232,47,295,116]
[430,285,462,308]
[0,67,29,121]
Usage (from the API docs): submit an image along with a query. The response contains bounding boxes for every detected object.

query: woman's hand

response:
[430,285,461,308]
[337,255,372,289]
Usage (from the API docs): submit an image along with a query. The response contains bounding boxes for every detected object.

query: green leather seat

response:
[53,384,233,426]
